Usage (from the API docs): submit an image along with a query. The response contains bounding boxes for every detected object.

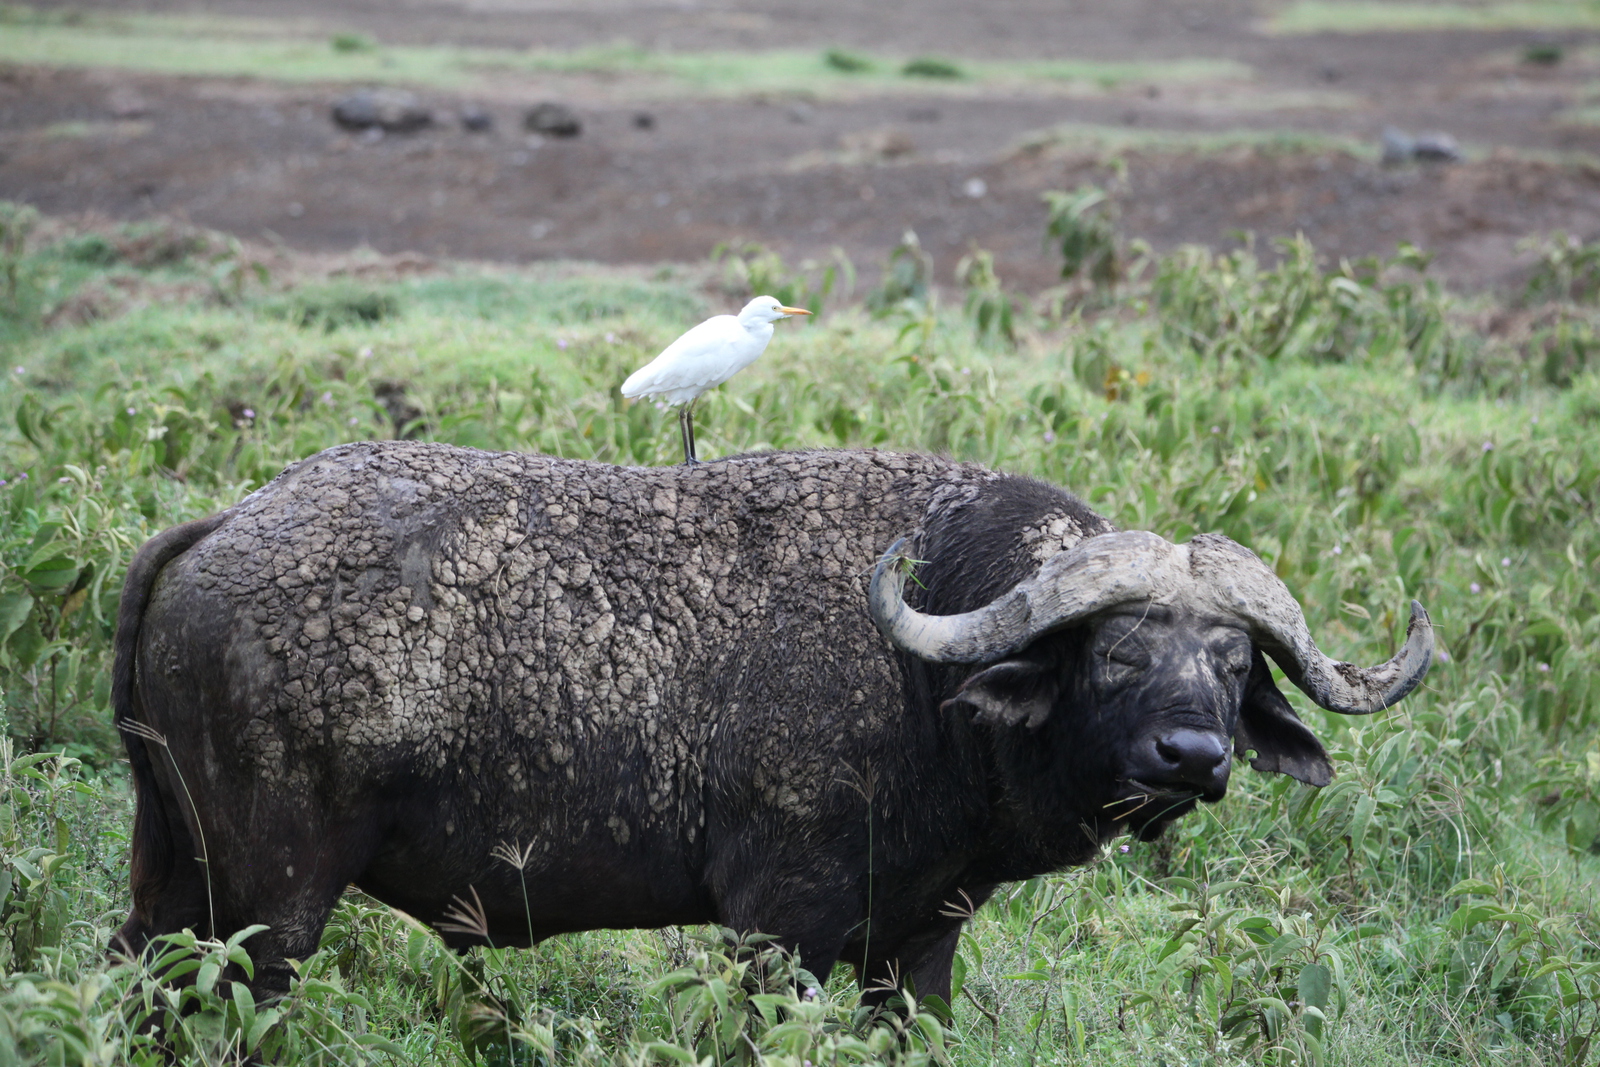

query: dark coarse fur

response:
[112,512,230,958]
[112,443,1329,1001]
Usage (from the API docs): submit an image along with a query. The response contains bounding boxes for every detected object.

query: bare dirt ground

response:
[5,0,1600,294]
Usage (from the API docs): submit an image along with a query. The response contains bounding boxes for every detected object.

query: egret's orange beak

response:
[778,306,813,317]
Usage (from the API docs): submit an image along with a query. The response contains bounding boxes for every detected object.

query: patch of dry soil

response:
[4,1,1600,292]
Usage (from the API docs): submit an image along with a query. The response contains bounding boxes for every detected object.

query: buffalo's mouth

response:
[1105,777,1222,841]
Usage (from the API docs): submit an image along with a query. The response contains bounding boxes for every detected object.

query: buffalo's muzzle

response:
[1129,727,1231,800]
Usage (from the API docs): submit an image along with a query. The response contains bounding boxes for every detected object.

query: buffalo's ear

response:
[1235,650,1334,787]
[943,659,1059,730]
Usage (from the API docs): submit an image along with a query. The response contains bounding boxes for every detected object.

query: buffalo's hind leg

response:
[203,805,381,997]
[113,774,211,963]
[121,751,376,998]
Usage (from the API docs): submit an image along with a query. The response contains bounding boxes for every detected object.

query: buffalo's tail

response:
[112,512,230,929]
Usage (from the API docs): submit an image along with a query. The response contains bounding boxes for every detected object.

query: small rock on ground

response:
[332,88,434,134]
[524,102,582,138]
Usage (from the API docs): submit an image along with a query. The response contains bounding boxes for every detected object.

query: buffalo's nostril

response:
[1141,728,1229,793]
[1154,737,1187,765]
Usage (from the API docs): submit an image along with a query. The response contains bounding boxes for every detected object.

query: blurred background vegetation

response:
[0,196,1598,1064]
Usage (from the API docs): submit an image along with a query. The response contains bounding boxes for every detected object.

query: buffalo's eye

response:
[1095,635,1150,672]
[1213,640,1252,678]
[1105,645,1149,669]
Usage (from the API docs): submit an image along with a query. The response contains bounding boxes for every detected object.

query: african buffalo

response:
[112,443,1431,1000]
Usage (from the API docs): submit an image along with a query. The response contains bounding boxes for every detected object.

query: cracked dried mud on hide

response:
[142,444,1108,861]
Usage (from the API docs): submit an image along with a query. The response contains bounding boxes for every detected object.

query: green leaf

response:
[246,1008,282,1052]
[747,993,789,1026]
[1447,902,1507,934]
[353,1034,405,1055]
[1264,934,1311,969]
[231,982,256,1025]
[157,958,202,982]
[4,616,45,668]
[1349,791,1377,853]
[225,923,270,951]
[196,958,221,995]
[1003,968,1050,981]
[920,993,954,1027]
[22,557,79,591]
[1299,961,1332,1014]
[225,943,256,979]
[9,752,56,773]
[26,523,61,554]
[640,1040,699,1064]
[1157,917,1203,961]
[1490,950,1521,991]
[1236,915,1279,942]
[0,592,31,644]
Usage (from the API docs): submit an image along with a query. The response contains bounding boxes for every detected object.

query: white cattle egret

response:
[621,295,812,463]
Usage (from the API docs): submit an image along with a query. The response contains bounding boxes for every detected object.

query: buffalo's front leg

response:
[857,884,1001,1010]
[707,834,864,990]
[856,920,965,1009]
[716,879,859,990]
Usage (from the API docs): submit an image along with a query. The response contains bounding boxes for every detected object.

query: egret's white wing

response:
[621,314,763,403]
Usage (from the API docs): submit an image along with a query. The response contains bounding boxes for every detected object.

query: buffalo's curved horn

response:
[870,530,1435,714]
[1184,534,1434,714]
[868,531,1188,665]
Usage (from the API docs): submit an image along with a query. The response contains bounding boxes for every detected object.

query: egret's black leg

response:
[679,400,699,464]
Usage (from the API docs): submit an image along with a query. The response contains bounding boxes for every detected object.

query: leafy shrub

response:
[272,283,403,332]
[0,202,37,315]
[824,48,874,73]
[111,221,214,270]
[330,33,375,53]
[865,230,934,318]
[956,247,1020,348]
[1524,232,1600,305]
[0,456,147,755]
[901,56,962,79]
[1524,42,1564,65]
[712,242,852,320]
[56,234,121,267]
[1043,185,1121,293]
[1531,314,1599,388]
[1151,237,1463,380]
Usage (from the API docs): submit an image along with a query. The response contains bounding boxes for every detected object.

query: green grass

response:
[1271,1,1600,33]
[2,209,1600,1063]
[0,5,1246,97]
[1014,122,1378,160]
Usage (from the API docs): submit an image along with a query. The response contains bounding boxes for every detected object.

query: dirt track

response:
[4,0,1600,293]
